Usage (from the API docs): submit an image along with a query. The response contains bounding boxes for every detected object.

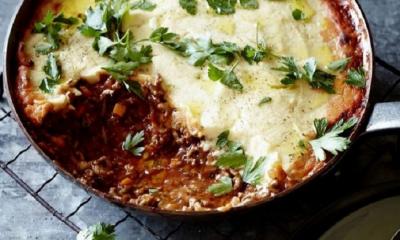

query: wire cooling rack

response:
[1,56,400,239]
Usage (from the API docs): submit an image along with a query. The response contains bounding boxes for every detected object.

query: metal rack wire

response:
[1,56,400,239]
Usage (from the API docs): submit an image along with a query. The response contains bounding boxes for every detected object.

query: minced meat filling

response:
[27,76,249,210]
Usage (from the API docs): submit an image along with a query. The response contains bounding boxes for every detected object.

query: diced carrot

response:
[113,103,126,117]
[120,177,133,186]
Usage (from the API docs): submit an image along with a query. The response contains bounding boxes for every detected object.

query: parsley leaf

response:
[292,9,305,21]
[79,0,130,38]
[274,56,303,85]
[208,63,243,91]
[243,156,267,186]
[241,25,271,64]
[207,176,233,197]
[131,0,157,11]
[207,0,237,15]
[310,117,357,161]
[150,28,244,90]
[77,223,115,240]
[33,11,78,54]
[102,62,139,81]
[313,118,328,138]
[79,4,109,37]
[275,57,336,93]
[179,0,197,15]
[122,131,145,156]
[39,53,61,93]
[150,27,187,53]
[185,38,215,66]
[327,57,351,72]
[215,130,247,168]
[346,67,366,88]
[80,0,153,96]
[216,130,230,148]
[102,61,143,98]
[240,0,259,9]
[216,151,247,168]
[258,97,272,106]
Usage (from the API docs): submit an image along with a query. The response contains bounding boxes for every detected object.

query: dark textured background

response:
[1,0,400,239]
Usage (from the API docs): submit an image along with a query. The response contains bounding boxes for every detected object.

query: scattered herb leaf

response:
[208,63,243,91]
[313,118,328,138]
[122,131,145,156]
[240,0,259,9]
[242,25,271,64]
[39,53,61,93]
[207,0,237,15]
[80,0,153,96]
[76,223,116,240]
[243,156,267,186]
[258,97,272,106]
[327,57,351,72]
[346,67,366,88]
[216,130,230,148]
[150,27,187,53]
[179,0,197,15]
[131,0,157,11]
[310,117,358,161]
[274,57,336,93]
[33,11,78,54]
[216,151,247,168]
[292,9,305,21]
[207,176,233,196]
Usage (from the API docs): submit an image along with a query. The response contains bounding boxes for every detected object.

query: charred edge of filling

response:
[325,0,371,134]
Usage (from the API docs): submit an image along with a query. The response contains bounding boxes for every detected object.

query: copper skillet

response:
[1,0,400,219]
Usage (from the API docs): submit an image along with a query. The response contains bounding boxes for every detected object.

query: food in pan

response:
[15,0,369,211]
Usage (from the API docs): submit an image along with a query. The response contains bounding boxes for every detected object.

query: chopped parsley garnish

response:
[274,56,303,85]
[274,57,336,93]
[327,57,351,72]
[346,67,366,88]
[215,130,247,168]
[77,223,116,240]
[258,97,272,106]
[292,9,305,21]
[243,156,267,186]
[122,131,145,156]
[242,25,272,64]
[207,0,237,15]
[79,0,130,38]
[206,0,259,14]
[216,151,247,168]
[33,11,78,54]
[214,130,269,186]
[240,0,259,9]
[150,28,240,66]
[80,0,152,96]
[216,130,230,148]
[39,53,61,93]
[310,117,358,161]
[150,27,187,54]
[208,63,244,91]
[150,28,243,90]
[179,0,197,15]
[207,176,233,196]
[131,0,157,11]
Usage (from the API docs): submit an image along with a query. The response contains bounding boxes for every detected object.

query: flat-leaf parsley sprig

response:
[310,117,358,161]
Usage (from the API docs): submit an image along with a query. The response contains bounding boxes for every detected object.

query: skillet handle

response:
[365,102,400,134]
[0,69,3,99]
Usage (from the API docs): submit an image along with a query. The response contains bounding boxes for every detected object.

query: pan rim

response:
[2,0,375,217]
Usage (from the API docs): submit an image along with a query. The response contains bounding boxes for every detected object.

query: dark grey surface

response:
[1,0,400,239]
